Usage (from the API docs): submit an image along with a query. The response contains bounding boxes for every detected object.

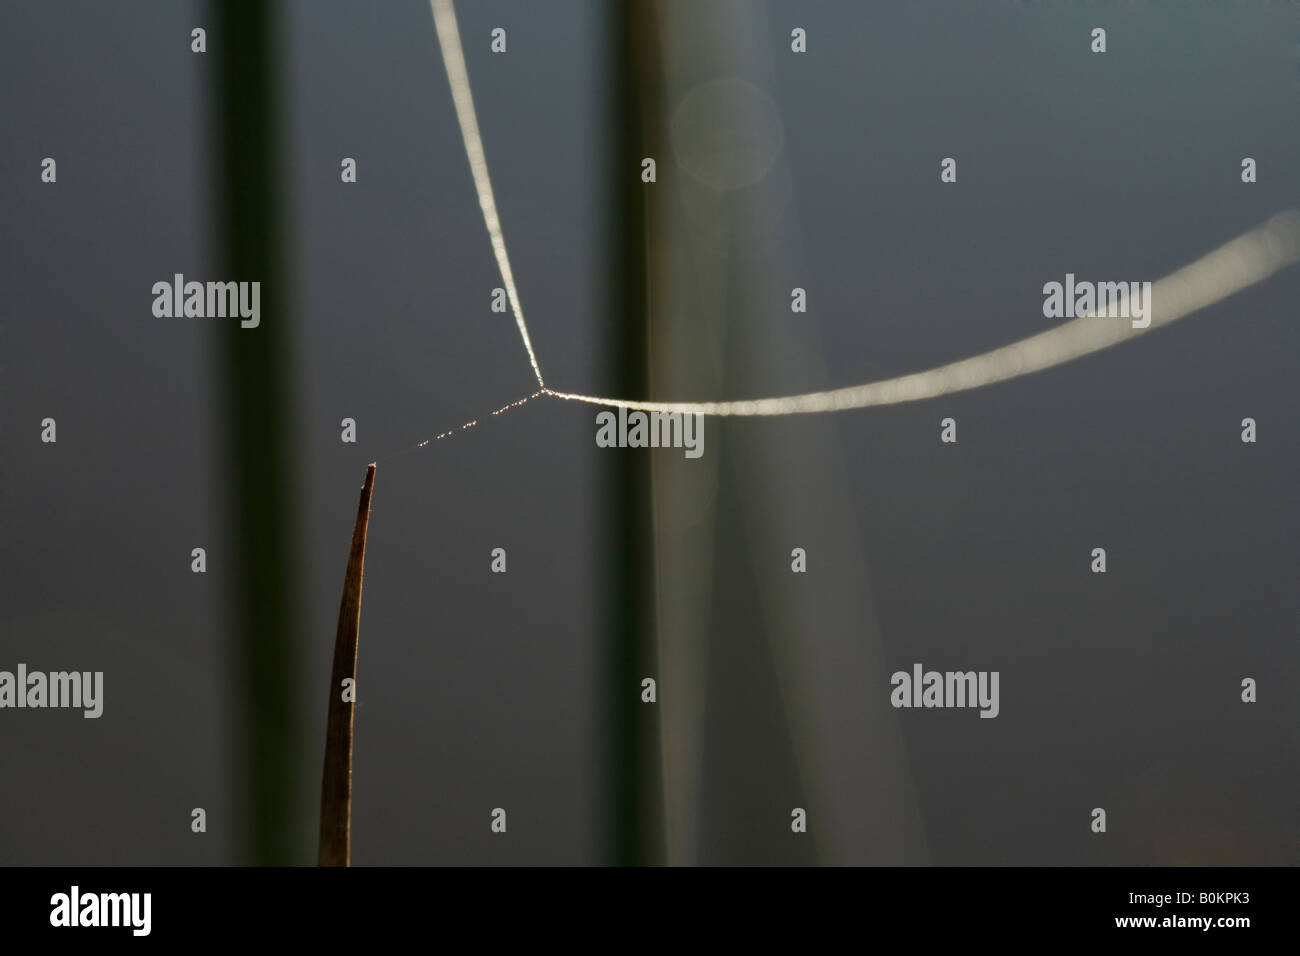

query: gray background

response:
[1,0,1297,865]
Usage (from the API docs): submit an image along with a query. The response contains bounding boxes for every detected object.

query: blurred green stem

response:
[212,0,303,866]
[605,0,665,866]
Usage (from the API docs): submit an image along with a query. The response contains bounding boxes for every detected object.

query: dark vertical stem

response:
[605,0,665,866]
[319,464,375,867]
[212,0,302,865]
